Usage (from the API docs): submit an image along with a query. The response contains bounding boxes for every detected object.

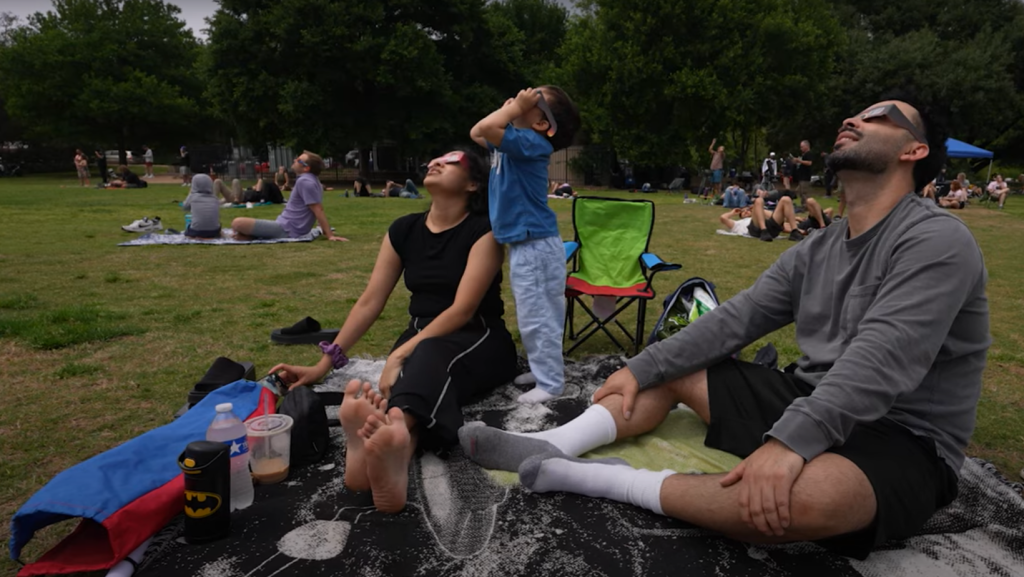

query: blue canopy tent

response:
[946,138,994,182]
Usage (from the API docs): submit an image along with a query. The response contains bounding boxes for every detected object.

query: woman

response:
[274,165,291,191]
[270,148,518,513]
[939,181,968,210]
[353,176,372,197]
[74,149,90,187]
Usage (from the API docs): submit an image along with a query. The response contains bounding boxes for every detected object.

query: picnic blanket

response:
[118,227,322,246]
[136,357,1024,577]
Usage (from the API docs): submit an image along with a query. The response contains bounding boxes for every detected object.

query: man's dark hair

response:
[880,90,948,192]
[303,150,324,176]
[540,85,581,151]
[455,146,489,216]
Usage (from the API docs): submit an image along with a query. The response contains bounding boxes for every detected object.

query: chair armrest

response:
[564,241,580,262]
[642,252,681,273]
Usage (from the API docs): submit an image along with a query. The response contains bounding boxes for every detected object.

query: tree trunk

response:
[118,126,128,166]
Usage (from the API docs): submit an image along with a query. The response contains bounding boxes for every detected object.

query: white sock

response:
[515,404,617,456]
[521,456,674,515]
[517,387,557,404]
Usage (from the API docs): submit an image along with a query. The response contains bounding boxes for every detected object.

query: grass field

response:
[1,175,1022,570]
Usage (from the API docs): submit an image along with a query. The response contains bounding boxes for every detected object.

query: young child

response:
[470,86,581,404]
[182,174,222,238]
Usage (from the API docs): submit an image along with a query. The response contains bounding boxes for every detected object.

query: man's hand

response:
[592,366,641,420]
[378,351,406,399]
[512,88,541,115]
[327,235,349,242]
[720,438,805,537]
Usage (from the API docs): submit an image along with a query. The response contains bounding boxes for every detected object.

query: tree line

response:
[1,0,1022,177]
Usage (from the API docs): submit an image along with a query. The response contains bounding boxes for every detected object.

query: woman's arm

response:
[389,232,502,361]
[270,234,403,384]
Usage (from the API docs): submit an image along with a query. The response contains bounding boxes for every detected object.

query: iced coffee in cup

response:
[245,414,294,484]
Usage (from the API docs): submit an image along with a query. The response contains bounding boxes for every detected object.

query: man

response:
[460,98,989,560]
[792,140,814,205]
[746,195,802,242]
[142,145,154,178]
[761,152,778,190]
[231,151,347,241]
[107,165,146,189]
[93,150,108,184]
[708,139,725,196]
[987,174,1009,209]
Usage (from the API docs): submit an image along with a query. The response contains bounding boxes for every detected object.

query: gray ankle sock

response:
[518,453,630,490]
[458,422,562,472]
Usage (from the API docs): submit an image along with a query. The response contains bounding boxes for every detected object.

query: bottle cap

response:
[215,403,233,413]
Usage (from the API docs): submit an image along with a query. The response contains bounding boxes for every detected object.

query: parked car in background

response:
[104,150,135,164]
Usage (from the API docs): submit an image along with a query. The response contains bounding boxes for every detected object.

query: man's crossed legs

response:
[459,361,957,559]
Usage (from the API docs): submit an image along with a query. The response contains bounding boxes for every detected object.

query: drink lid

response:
[215,403,233,413]
[245,414,294,437]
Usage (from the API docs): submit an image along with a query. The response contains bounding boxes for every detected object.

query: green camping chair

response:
[563,197,681,355]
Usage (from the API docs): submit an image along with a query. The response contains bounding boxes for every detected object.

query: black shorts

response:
[797,214,832,232]
[747,217,783,238]
[705,360,959,560]
[388,317,517,452]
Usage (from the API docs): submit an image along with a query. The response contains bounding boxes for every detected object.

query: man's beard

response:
[825,141,892,175]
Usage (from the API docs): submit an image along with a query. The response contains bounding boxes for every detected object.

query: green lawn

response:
[1,175,1022,570]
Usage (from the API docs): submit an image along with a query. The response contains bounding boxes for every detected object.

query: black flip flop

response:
[271,316,340,345]
[185,357,256,409]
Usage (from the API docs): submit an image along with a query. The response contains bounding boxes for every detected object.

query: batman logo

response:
[184,490,223,518]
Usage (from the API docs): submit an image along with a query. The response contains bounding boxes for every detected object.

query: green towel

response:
[487,408,740,485]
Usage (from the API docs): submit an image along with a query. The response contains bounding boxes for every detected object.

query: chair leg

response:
[565,298,631,355]
[635,299,647,356]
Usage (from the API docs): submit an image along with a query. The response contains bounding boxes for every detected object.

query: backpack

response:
[647,277,722,345]
[277,386,330,468]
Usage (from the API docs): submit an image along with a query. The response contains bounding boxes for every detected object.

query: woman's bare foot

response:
[339,380,383,492]
[360,407,414,513]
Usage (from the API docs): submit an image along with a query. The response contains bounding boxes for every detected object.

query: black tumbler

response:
[178,440,231,544]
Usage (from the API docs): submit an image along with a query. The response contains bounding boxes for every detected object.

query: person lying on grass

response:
[230,151,347,241]
[268,148,518,513]
[459,95,989,561]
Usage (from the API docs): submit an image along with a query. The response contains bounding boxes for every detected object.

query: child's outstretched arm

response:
[470,89,541,148]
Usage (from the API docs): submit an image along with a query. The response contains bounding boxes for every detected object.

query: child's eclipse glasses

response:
[535,91,558,138]
[859,104,926,143]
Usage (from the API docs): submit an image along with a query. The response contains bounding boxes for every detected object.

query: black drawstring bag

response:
[277,387,330,468]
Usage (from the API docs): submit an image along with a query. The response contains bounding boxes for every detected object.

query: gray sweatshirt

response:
[627,194,989,474]
[182,174,221,232]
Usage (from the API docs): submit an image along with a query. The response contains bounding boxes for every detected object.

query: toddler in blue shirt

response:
[471,86,581,403]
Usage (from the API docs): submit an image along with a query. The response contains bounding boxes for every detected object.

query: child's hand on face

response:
[513,88,541,115]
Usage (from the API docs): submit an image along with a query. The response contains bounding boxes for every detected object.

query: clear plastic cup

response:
[244,414,294,485]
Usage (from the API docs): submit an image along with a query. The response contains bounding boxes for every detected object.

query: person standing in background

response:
[142,145,154,178]
[792,140,814,206]
[708,139,725,197]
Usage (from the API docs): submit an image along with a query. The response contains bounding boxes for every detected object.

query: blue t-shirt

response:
[487,125,557,244]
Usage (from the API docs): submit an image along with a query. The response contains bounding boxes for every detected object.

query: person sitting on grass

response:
[353,176,373,197]
[549,181,575,198]
[268,148,518,513]
[722,181,750,208]
[230,151,347,241]
[275,165,291,191]
[939,181,968,210]
[385,179,421,199]
[747,195,802,242]
[182,174,222,239]
[458,96,989,562]
[107,165,147,189]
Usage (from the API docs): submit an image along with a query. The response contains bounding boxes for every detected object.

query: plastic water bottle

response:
[206,403,254,511]
[184,213,192,231]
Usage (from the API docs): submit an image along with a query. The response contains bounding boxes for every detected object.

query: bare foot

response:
[361,407,414,513]
[339,380,382,492]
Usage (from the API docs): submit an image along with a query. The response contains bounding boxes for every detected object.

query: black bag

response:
[277,386,330,468]
[262,182,284,204]
[242,189,263,203]
[647,277,722,345]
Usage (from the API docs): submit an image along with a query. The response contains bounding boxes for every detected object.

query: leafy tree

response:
[0,0,205,164]
[555,0,842,170]
[488,0,569,83]
[206,0,529,167]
